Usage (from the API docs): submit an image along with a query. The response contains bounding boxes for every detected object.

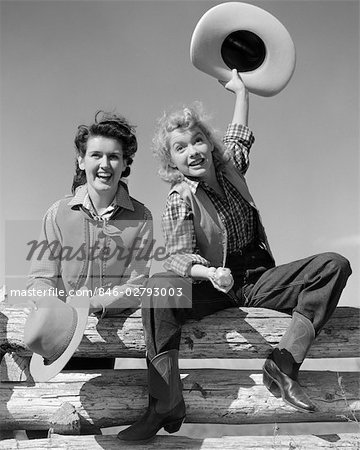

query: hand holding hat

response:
[219,69,248,96]
[24,294,89,382]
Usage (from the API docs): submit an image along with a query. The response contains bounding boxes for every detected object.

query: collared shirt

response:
[162,123,256,277]
[83,193,117,221]
[28,182,153,315]
[69,182,136,221]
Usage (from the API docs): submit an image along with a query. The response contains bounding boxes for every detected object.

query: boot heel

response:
[164,417,184,434]
[263,369,281,398]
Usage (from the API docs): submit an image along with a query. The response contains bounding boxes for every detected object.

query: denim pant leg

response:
[141,272,234,360]
[242,252,352,334]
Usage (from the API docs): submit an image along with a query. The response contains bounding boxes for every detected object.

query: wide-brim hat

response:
[190,2,296,97]
[25,295,89,382]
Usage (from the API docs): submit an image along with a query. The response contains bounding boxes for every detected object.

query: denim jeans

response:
[141,247,351,360]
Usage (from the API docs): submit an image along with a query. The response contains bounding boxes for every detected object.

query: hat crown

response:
[221,30,266,72]
[25,294,89,382]
[24,296,77,361]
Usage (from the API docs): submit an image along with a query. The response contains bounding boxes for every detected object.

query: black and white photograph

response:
[0,1,359,448]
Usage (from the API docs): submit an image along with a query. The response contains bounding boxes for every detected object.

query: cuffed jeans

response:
[142,247,351,360]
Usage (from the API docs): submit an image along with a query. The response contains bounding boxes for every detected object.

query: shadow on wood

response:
[1,305,359,359]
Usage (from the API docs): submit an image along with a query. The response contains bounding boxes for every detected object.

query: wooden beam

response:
[1,432,359,449]
[0,353,31,382]
[1,305,359,359]
[1,369,359,432]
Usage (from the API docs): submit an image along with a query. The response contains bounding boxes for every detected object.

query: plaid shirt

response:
[162,123,256,277]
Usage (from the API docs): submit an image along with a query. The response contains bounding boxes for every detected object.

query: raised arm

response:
[220,69,249,126]
[220,70,254,174]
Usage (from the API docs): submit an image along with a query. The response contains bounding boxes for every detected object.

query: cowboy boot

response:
[263,311,317,412]
[117,349,185,443]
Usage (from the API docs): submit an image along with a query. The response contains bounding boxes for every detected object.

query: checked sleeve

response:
[223,123,255,174]
[162,192,210,277]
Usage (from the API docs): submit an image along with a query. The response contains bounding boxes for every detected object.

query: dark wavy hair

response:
[72,111,138,193]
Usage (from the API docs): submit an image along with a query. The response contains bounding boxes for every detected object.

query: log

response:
[1,369,359,432]
[1,305,359,359]
[48,402,81,435]
[0,433,359,449]
[0,353,31,382]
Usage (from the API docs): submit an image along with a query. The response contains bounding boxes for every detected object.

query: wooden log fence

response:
[1,305,359,359]
[0,302,359,448]
[1,433,359,449]
[1,369,359,432]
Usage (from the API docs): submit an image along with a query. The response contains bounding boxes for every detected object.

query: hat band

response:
[44,308,78,366]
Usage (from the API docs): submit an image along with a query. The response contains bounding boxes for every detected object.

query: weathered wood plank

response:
[1,369,359,431]
[0,353,30,382]
[1,433,359,449]
[1,305,359,359]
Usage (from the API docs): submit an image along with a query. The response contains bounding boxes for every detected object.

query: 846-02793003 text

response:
[69,287,184,297]
[8,287,184,298]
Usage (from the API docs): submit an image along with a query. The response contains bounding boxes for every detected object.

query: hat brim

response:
[29,295,90,382]
[190,2,296,97]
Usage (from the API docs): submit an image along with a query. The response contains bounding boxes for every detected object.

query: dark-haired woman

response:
[27,111,153,368]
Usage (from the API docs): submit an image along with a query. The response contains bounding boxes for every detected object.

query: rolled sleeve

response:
[223,123,255,174]
[164,253,210,278]
[162,193,210,277]
[27,201,62,293]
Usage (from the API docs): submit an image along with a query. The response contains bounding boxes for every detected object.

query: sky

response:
[0,0,359,308]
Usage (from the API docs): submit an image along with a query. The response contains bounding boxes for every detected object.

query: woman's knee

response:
[319,252,352,277]
[143,272,192,308]
[146,272,185,289]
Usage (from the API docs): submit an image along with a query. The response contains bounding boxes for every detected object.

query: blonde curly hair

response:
[152,102,231,184]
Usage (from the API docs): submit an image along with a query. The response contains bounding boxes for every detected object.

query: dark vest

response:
[170,164,273,267]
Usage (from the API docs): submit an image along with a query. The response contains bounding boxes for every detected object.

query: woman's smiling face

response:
[169,126,214,180]
[78,136,126,197]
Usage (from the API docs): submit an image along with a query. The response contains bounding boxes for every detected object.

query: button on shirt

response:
[162,123,256,277]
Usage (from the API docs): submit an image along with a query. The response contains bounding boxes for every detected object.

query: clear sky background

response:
[1,0,359,308]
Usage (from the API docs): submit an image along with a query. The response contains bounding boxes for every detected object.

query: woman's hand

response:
[207,267,234,293]
[24,298,38,316]
[219,69,249,126]
[219,69,248,97]
[88,296,105,315]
